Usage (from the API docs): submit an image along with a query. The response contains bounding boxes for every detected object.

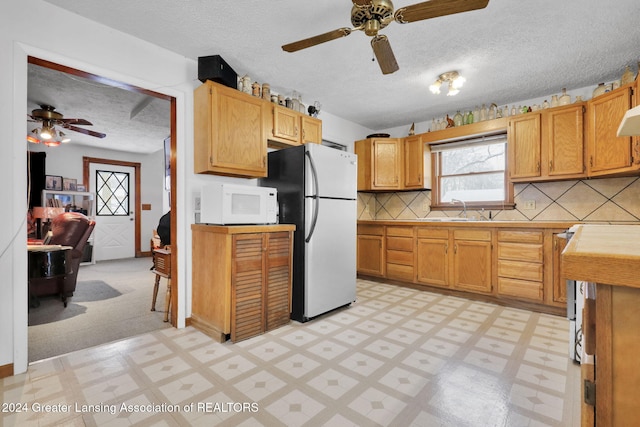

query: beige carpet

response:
[28,257,171,362]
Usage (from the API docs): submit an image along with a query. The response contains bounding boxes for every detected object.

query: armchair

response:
[29,212,96,307]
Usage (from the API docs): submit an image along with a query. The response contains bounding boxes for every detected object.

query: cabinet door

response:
[373,138,401,189]
[195,81,268,177]
[552,233,567,305]
[357,235,384,276]
[231,234,265,342]
[404,135,425,189]
[545,104,586,178]
[509,113,541,180]
[587,86,634,175]
[301,116,322,144]
[416,238,449,288]
[453,239,492,293]
[272,105,301,145]
[265,232,293,331]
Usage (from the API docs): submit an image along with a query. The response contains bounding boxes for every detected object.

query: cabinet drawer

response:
[417,227,449,239]
[386,249,413,265]
[498,259,543,281]
[386,263,414,281]
[498,277,543,301]
[386,236,413,251]
[358,224,384,236]
[497,230,543,243]
[386,226,414,237]
[453,229,492,241]
[498,242,543,262]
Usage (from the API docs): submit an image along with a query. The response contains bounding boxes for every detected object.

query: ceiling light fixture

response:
[429,71,466,96]
[59,131,71,143]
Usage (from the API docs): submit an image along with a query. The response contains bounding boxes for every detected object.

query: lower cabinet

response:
[357,224,385,277]
[497,230,544,301]
[416,228,449,288]
[358,223,568,313]
[386,226,415,282]
[452,229,493,294]
[191,224,294,342]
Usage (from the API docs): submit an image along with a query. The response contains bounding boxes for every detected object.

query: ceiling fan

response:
[282,0,490,75]
[27,104,106,145]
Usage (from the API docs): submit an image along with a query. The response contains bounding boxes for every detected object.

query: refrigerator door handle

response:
[305,150,320,243]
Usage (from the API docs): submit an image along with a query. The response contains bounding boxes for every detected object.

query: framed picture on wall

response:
[63,178,77,191]
[45,175,63,191]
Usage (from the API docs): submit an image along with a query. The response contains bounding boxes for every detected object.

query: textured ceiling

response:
[32,0,640,153]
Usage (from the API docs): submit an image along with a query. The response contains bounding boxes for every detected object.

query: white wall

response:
[1,0,372,375]
[28,143,167,251]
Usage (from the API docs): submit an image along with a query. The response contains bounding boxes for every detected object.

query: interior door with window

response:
[90,164,136,260]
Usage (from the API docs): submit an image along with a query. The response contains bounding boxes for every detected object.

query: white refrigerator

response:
[260,143,357,322]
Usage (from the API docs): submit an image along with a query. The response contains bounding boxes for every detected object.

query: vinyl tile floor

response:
[2,279,581,426]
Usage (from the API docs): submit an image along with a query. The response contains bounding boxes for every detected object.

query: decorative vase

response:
[550,95,559,108]
[621,65,635,86]
[241,75,252,94]
[592,82,607,98]
[559,88,570,105]
[575,95,584,103]
[479,104,487,121]
[542,100,550,109]
[453,111,463,127]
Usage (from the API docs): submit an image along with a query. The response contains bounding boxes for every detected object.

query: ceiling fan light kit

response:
[26,104,106,147]
[281,0,490,75]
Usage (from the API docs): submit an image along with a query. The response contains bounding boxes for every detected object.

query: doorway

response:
[26,56,178,362]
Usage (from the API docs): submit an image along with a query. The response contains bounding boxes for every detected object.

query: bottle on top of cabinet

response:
[559,88,571,105]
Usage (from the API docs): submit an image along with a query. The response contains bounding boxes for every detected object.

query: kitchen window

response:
[430,133,514,210]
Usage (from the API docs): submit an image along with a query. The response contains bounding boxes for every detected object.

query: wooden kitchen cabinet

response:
[355,138,402,191]
[587,83,638,176]
[191,224,294,342]
[386,226,415,282]
[497,230,544,302]
[194,80,268,177]
[356,136,430,191]
[509,103,586,182]
[357,224,385,277]
[550,231,568,305]
[452,229,492,294]
[404,134,430,189]
[416,227,449,288]
[509,113,541,180]
[269,104,322,147]
[562,225,640,426]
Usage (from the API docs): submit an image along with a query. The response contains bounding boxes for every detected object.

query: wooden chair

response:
[151,231,171,322]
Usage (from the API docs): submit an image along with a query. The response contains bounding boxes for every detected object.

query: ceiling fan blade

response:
[395,0,489,24]
[57,118,93,126]
[371,35,399,75]
[282,28,352,52]
[63,123,106,138]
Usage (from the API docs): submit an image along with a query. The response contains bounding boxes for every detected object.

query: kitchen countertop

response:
[191,223,295,234]
[562,224,640,289]
[358,219,578,229]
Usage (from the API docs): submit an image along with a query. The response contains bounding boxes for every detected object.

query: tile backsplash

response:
[357,177,640,223]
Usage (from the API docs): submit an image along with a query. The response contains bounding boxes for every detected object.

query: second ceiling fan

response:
[282,0,490,75]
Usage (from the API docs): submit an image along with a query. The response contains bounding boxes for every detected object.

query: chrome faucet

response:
[451,198,467,219]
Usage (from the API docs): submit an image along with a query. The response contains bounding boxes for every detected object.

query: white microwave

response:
[199,183,278,225]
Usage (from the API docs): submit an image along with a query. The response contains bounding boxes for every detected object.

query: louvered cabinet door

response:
[231,234,265,342]
[265,231,293,331]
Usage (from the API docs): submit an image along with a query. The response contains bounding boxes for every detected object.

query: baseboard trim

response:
[185,317,192,327]
[0,363,14,378]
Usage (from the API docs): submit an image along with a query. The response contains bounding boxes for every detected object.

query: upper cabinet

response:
[509,103,586,182]
[194,80,269,178]
[269,104,322,147]
[355,136,430,191]
[587,82,639,177]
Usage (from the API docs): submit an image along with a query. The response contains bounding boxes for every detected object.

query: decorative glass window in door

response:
[95,170,130,216]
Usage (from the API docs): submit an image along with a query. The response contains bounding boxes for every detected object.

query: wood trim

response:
[0,363,13,379]
[595,284,612,426]
[28,57,172,101]
[83,157,142,257]
[169,97,177,327]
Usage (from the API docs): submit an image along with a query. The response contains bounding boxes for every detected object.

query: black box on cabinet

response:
[198,55,238,89]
